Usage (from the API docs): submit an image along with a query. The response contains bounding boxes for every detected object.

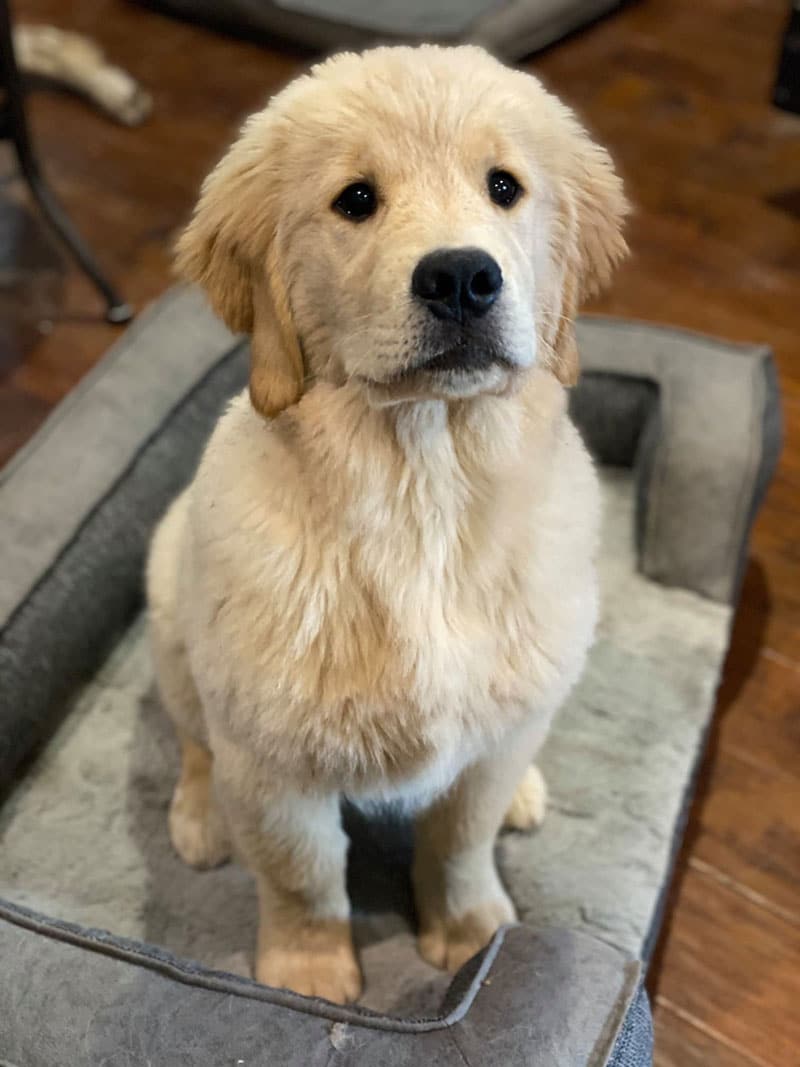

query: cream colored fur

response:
[147,44,627,1003]
[13,25,152,126]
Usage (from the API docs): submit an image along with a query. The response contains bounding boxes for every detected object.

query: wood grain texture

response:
[717,650,800,782]
[654,862,800,1066]
[1,0,302,462]
[3,1,800,1063]
[654,1001,772,1067]
[690,753,800,921]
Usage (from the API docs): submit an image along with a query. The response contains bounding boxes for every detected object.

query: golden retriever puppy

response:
[147,44,627,1004]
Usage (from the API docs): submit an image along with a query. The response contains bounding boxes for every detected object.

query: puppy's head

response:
[177,46,628,416]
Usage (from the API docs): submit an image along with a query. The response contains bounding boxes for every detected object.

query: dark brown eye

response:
[488,169,522,208]
[333,182,377,220]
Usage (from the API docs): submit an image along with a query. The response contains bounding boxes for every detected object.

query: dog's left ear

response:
[175,108,305,419]
[545,129,629,387]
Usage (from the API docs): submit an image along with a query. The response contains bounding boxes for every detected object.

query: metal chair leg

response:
[1,0,132,324]
[15,145,133,324]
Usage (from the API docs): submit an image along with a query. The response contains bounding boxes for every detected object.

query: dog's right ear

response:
[175,140,260,334]
[175,109,305,418]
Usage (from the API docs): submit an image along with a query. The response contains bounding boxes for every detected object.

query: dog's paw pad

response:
[502,764,547,832]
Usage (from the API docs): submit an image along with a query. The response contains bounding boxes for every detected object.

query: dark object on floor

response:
[774,2,800,113]
[0,194,64,368]
[0,0,132,323]
[0,287,781,1065]
[135,0,625,60]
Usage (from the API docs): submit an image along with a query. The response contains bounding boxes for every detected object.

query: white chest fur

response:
[181,380,599,797]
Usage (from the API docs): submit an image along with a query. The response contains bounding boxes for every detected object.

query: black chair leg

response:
[15,143,133,325]
[0,0,132,325]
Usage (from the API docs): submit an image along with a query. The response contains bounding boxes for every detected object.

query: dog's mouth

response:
[387,341,516,384]
[359,341,519,407]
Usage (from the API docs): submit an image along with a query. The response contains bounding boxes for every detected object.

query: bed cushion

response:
[573,319,780,604]
[0,466,730,996]
[0,285,780,1062]
[135,0,624,61]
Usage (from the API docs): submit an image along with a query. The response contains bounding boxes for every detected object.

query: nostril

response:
[468,260,503,307]
[431,270,456,300]
[414,267,457,302]
[471,270,495,298]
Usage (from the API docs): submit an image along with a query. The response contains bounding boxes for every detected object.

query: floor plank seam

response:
[761,647,800,673]
[656,997,778,1067]
[720,742,800,784]
[688,857,800,928]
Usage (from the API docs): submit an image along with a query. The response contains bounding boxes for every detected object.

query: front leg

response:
[216,752,361,1004]
[413,724,543,973]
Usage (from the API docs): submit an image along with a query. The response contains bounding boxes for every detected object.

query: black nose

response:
[411,248,503,323]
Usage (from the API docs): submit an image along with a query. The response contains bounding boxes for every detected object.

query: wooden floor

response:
[4,2,799,1063]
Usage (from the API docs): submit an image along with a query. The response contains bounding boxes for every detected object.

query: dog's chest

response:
[191,393,596,794]
[199,522,571,796]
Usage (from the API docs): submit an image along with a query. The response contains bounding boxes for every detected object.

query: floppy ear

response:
[544,134,628,387]
[249,244,305,418]
[175,110,304,418]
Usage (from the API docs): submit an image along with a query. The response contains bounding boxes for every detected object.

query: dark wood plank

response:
[0,384,50,461]
[654,862,800,1066]
[654,1001,767,1067]
[691,748,800,918]
[717,653,800,783]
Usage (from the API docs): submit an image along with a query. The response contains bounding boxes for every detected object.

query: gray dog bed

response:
[0,287,780,1065]
[136,0,624,60]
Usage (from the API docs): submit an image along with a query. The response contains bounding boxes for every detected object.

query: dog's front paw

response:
[256,924,362,1003]
[168,786,231,869]
[502,764,547,831]
[417,892,516,973]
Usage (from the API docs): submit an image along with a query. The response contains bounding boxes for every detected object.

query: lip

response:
[389,347,515,383]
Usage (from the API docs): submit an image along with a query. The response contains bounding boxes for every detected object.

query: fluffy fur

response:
[147,44,627,1003]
